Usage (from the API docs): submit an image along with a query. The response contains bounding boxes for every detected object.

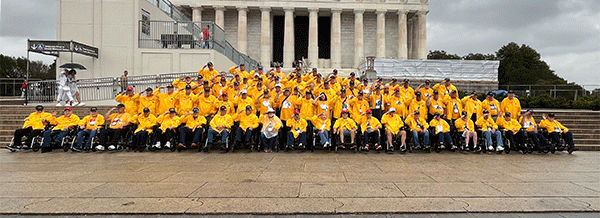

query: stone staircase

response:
[1,106,599,150]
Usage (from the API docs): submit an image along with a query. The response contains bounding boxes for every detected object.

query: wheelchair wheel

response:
[62,137,72,152]
[31,136,42,152]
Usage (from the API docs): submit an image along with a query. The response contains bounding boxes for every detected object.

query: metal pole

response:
[574,90,578,101]
[26,43,30,105]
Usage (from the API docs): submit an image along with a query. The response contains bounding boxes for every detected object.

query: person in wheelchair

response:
[405,111,430,150]
[429,112,456,151]
[519,109,550,153]
[233,105,260,149]
[74,107,105,152]
[381,107,406,152]
[286,110,308,150]
[179,108,207,150]
[131,107,157,152]
[206,106,234,151]
[7,105,52,151]
[98,104,131,151]
[311,111,331,148]
[496,112,521,153]
[454,111,478,151]
[476,110,504,152]
[259,107,282,152]
[332,110,358,149]
[155,108,181,150]
[356,109,382,151]
[41,107,80,153]
[539,113,578,154]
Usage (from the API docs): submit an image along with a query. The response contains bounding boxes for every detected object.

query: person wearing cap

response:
[519,109,549,153]
[198,62,219,83]
[429,112,455,151]
[399,79,415,100]
[137,87,158,115]
[131,107,157,152]
[349,91,369,119]
[211,76,232,98]
[287,73,306,93]
[432,78,457,99]
[380,108,405,152]
[154,85,177,115]
[345,80,358,97]
[269,83,284,99]
[461,92,483,123]
[286,110,308,150]
[416,80,433,101]
[173,85,196,115]
[296,91,314,119]
[385,87,408,118]
[234,89,254,114]
[217,92,235,116]
[270,64,286,80]
[386,78,400,91]
[539,113,577,154]
[115,86,139,115]
[254,89,275,115]
[481,92,501,118]
[366,85,385,119]
[476,110,504,152]
[275,88,297,121]
[248,79,267,99]
[500,90,521,119]
[194,87,218,117]
[229,64,250,79]
[496,112,521,153]
[407,92,428,120]
[154,108,181,149]
[99,104,132,151]
[41,107,80,152]
[357,78,371,94]
[426,90,445,122]
[74,107,105,151]
[206,106,234,151]
[172,76,198,90]
[356,109,382,151]
[445,90,463,121]
[179,108,207,150]
[310,112,331,147]
[8,105,52,151]
[455,111,478,151]
[259,107,282,152]
[330,89,350,120]
[405,111,430,150]
[328,75,342,93]
[333,110,358,148]
[341,72,359,87]
[233,105,260,149]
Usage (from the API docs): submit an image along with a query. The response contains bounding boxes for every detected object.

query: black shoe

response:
[568,146,578,154]
[474,146,482,153]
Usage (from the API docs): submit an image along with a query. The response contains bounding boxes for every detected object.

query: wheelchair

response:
[177,124,205,152]
[62,127,82,152]
[475,127,505,154]
[541,129,566,154]
[405,129,431,153]
[383,127,408,154]
[203,128,233,153]
[96,125,132,152]
[311,129,334,152]
[7,129,45,152]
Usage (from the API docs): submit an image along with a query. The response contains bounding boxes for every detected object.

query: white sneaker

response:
[487,145,494,151]
[154,142,161,148]
[77,102,85,106]
[324,142,330,148]
[56,103,62,107]
[96,145,105,151]
[497,146,504,152]
[165,142,171,148]
[108,145,116,150]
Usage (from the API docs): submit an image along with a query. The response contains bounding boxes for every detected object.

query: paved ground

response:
[1,214,600,217]
[1,149,599,214]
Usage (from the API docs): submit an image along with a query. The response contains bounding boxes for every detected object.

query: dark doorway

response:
[272,15,284,64]
[318,16,331,59]
[294,16,309,62]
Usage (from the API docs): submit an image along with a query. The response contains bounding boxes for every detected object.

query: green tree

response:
[0,54,55,80]
[496,42,564,85]
[463,53,497,60]
[427,50,461,60]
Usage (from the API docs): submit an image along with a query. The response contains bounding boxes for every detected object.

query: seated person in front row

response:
[75,107,105,152]
[8,105,52,151]
[332,110,357,149]
[381,107,406,152]
[98,104,131,151]
[454,111,477,151]
[233,105,260,149]
[476,110,504,152]
[496,112,522,152]
[539,113,578,154]
[132,107,157,151]
[519,109,550,152]
[429,112,455,151]
[260,108,282,152]
[356,109,382,151]
[405,111,430,150]
[179,108,207,149]
[286,110,308,150]
[155,108,181,150]
[311,112,331,148]
[206,106,233,150]
[41,107,80,153]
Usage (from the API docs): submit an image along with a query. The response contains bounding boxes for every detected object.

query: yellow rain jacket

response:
[78,115,105,130]
[23,112,53,130]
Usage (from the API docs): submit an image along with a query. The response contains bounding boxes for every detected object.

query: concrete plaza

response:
[1,149,599,214]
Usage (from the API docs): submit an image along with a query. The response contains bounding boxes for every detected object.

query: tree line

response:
[0,54,56,80]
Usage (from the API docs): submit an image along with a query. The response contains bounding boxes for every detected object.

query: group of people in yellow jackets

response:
[7,62,577,154]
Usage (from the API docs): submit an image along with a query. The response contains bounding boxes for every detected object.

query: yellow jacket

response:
[181,114,207,129]
[454,118,475,132]
[461,96,482,120]
[107,113,131,129]
[333,117,358,132]
[476,116,498,131]
[229,66,250,79]
[23,112,53,130]
[137,95,159,115]
[259,115,283,132]
[349,97,369,118]
[405,115,429,132]
[233,112,260,130]
[356,116,381,133]
[368,93,385,110]
[173,90,195,115]
[399,86,415,99]
[210,114,233,133]
[198,67,219,83]
[234,96,254,113]
[501,97,521,118]
[50,114,80,131]
[330,95,350,119]
[519,116,537,132]
[432,83,457,98]
[445,97,463,120]
[310,115,331,131]
[497,117,521,132]
[385,95,408,118]
[157,114,181,132]
[154,89,176,115]
[481,99,501,116]
[381,113,404,134]
[298,98,316,119]
[194,94,218,116]
[539,119,568,133]
[428,97,445,116]
[217,100,235,116]
[287,117,308,137]
[255,97,275,115]
[132,114,157,133]
[276,94,299,121]
[78,115,105,130]
[417,88,433,101]
[172,78,197,90]
[407,98,428,118]
[115,93,138,115]
[429,118,450,134]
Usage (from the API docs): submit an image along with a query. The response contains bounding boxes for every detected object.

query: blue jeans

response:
[180,127,203,144]
[287,132,306,146]
[42,130,69,148]
[261,133,277,150]
[76,130,97,149]
[437,132,453,145]
[134,131,149,148]
[318,130,329,145]
[207,129,228,143]
[411,130,430,147]
[483,131,503,147]
[236,127,254,142]
[363,130,380,145]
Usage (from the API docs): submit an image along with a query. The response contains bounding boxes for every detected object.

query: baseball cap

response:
[241,89,248,94]
[117,103,125,108]
[90,107,98,112]
[294,109,300,114]
[222,92,228,96]
[483,109,490,114]
[220,106,227,111]
[341,110,349,114]
[275,64,281,68]
[35,105,44,111]
[169,108,176,113]
[433,90,439,94]
[366,109,372,114]
[239,63,245,66]
[362,78,368,82]
[389,107,396,112]
[275,84,282,88]
[185,85,192,89]
[193,108,199,113]
[143,108,150,113]
[267,108,275,113]
[127,87,134,91]
[505,112,512,117]
[312,68,317,72]
[207,62,213,66]
[508,90,514,94]
[415,92,422,96]
[425,80,431,84]
[471,91,477,96]
[245,105,252,110]
[167,84,174,88]
[220,77,226,81]
[434,112,440,117]
[403,79,409,83]
[257,66,263,70]
[350,72,356,76]
[444,78,451,82]
[526,109,534,113]
[487,91,493,96]
[394,87,400,92]
[461,111,468,116]
[64,107,72,111]
[145,87,153,92]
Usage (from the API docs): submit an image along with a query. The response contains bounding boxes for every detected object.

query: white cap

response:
[254,72,259,77]
[241,89,247,94]
[275,84,282,88]
[267,107,275,113]
[389,107,396,112]
[363,90,370,94]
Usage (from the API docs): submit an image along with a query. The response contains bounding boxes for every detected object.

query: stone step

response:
[570,129,600,134]
[573,139,600,144]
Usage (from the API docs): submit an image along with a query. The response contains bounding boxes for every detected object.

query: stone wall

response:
[363,12,377,58]
[385,13,399,59]
[224,10,238,49]
[340,12,355,69]
[247,9,261,61]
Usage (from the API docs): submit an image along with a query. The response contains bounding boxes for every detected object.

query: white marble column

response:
[331,8,342,69]
[214,6,225,29]
[283,7,295,68]
[407,18,414,59]
[397,10,408,60]
[416,11,428,60]
[192,6,202,24]
[376,9,387,59]
[308,8,319,68]
[260,7,271,66]
[237,6,248,54]
[354,9,364,68]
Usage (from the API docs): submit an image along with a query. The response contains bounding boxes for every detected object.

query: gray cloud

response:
[0,0,56,38]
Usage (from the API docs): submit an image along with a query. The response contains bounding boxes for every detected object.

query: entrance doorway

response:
[272,16,284,64]
[294,16,309,63]
[318,16,331,59]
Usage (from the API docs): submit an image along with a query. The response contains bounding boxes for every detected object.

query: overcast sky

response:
[1,0,599,89]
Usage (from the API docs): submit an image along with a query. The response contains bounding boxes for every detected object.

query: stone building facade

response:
[173,0,429,69]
